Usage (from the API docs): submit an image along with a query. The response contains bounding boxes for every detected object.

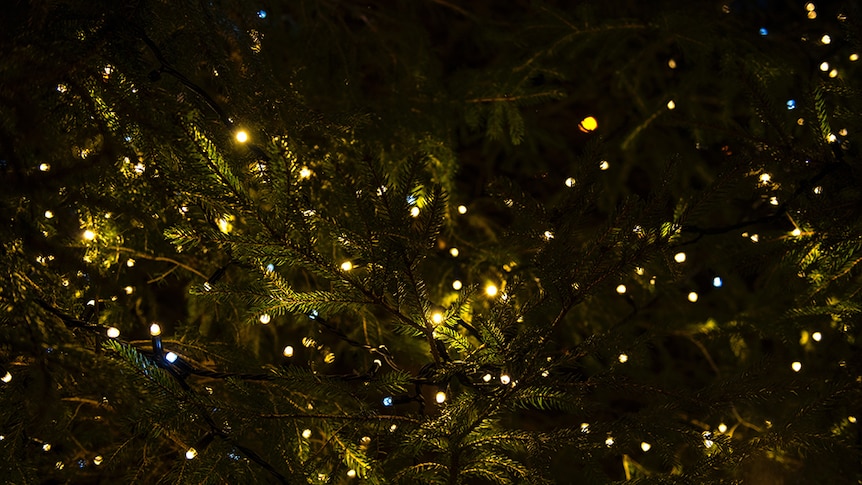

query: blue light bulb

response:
[713,276,723,288]
[257,10,267,19]
[786,99,796,110]
[382,396,393,407]
[759,27,768,36]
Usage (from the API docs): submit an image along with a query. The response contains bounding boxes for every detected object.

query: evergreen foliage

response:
[1,0,861,483]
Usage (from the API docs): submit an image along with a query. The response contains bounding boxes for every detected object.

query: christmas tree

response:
[2,0,861,482]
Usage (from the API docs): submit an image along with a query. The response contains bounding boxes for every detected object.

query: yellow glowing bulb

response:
[449,248,459,257]
[850,53,859,61]
[106,327,120,338]
[283,345,294,357]
[457,205,467,214]
[347,470,357,478]
[820,61,830,72]
[435,391,447,403]
[605,436,614,447]
[791,228,802,237]
[805,2,815,11]
[452,280,463,290]
[791,361,802,372]
[259,314,271,324]
[849,416,857,423]
[618,353,628,363]
[759,173,771,184]
[302,429,312,439]
[688,291,699,302]
[149,323,161,336]
[578,116,598,132]
[83,229,96,241]
[812,331,822,341]
[1,372,11,383]
[410,206,420,217]
[641,442,651,452]
[666,100,676,110]
[668,59,677,69]
[185,448,197,460]
[430,312,443,324]
[829,69,838,78]
[42,443,51,452]
[599,160,610,171]
[93,455,103,466]
[235,130,249,143]
[44,210,54,219]
[565,177,576,187]
[500,374,511,385]
[718,423,728,433]
[821,34,831,44]
[39,163,50,172]
[340,261,353,271]
[485,284,498,297]
[616,284,627,294]
[808,10,817,19]
[299,166,312,179]
[674,252,686,263]
[124,286,134,295]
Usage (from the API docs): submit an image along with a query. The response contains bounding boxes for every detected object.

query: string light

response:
[410,206,420,217]
[430,312,443,325]
[185,448,198,459]
[717,423,728,433]
[484,284,498,297]
[235,130,249,143]
[791,361,802,372]
[302,429,312,439]
[616,284,626,294]
[618,353,628,363]
[39,163,50,172]
[605,436,614,447]
[452,280,463,290]
[819,61,830,72]
[688,291,699,302]
[93,456,103,466]
[666,100,676,110]
[668,59,677,69]
[674,252,686,263]
[283,345,294,357]
[1,371,11,383]
[457,205,467,214]
[759,27,768,36]
[850,53,859,62]
[83,229,96,241]
[149,323,161,336]
[849,416,857,423]
[165,352,178,363]
[821,34,831,44]
[641,442,651,452]
[713,277,723,287]
[578,116,598,133]
[347,470,357,478]
[299,167,312,179]
[565,177,576,187]
[791,228,802,237]
[812,331,822,341]
[829,69,838,78]
[599,160,610,170]
[106,327,120,338]
[340,261,353,271]
[482,373,492,382]
[127,258,136,267]
[43,443,52,452]
[580,423,590,433]
[786,99,796,110]
[500,374,511,385]
[449,248,459,257]
[44,210,54,219]
[124,286,134,295]
[435,391,447,403]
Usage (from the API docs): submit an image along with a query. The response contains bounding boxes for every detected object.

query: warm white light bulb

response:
[616,284,627,294]
[93,455,103,465]
[457,205,467,214]
[485,284,498,297]
[449,248,459,257]
[688,292,699,302]
[821,34,831,44]
[283,345,294,357]
[435,391,446,403]
[185,448,197,459]
[302,429,312,439]
[618,353,628,363]
[340,261,353,271]
[674,252,686,263]
[83,229,96,241]
[812,331,822,342]
[850,53,859,62]
[410,206,420,217]
[717,423,728,433]
[149,323,161,336]
[39,163,50,172]
[565,177,576,187]
[42,443,51,452]
[124,286,134,295]
[820,61,830,72]
[667,100,676,110]
[1,372,11,383]
[235,130,249,143]
[106,327,120,339]
[791,361,802,372]
[299,167,312,179]
[452,280,463,290]
[44,210,54,219]
[641,442,651,452]
[605,436,614,447]
[599,160,610,171]
[482,373,492,382]
[500,374,511,385]
[430,312,443,325]
[347,469,357,478]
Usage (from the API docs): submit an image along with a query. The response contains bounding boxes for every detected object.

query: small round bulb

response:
[435,391,446,403]
[641,442,651,452]
[165,352,178,363]
[283,345,294,357]
[185,448,197,460]
[484,284,498,297]
[106,327,120,339]
[259,313,271,324]
[235,130,249,143]
[452,280,463,290]
[674,252,686,263]
[578,116,598,133]
[149,323,161,336]
[1,371,11,383]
